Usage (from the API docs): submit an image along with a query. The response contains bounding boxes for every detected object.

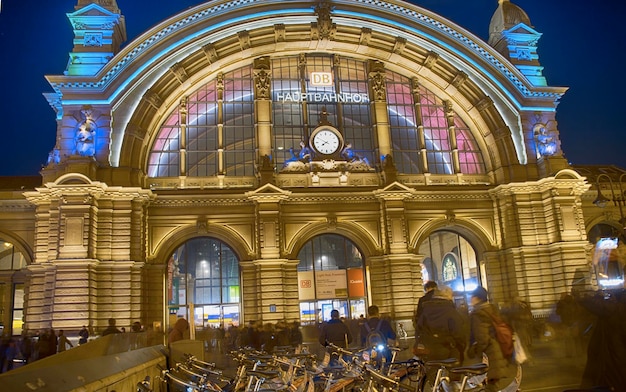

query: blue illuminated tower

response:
[65,0,127,76]
[488,0,546,87]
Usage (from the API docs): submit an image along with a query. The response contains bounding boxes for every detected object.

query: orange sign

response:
[347,268,365,297]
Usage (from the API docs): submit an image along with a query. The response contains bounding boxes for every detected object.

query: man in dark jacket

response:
[319,309,352,348]
[413,280,437,331]
[360,305,396,348]
[578,289,626,390]
[360,305,396,364]
[416,285,467,362]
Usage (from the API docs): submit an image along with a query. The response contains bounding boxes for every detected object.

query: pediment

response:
[505,23,541,37]
[67,3,117,18]
[245,183,291,199]
[379,181,415,193]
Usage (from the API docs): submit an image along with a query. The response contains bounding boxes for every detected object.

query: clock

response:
[310,126,343,156]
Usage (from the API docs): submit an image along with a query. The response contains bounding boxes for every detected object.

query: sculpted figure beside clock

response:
[341,142,370,166]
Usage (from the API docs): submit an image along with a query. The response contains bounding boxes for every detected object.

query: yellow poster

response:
[315,270,348,299]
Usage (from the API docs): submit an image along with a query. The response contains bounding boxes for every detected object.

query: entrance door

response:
[296,234,367,325]
[167,237,241,333]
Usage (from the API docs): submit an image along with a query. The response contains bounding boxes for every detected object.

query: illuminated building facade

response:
[0,0,623,337]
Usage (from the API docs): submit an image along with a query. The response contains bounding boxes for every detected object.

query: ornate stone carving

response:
[254,69,271,100]
[445,211,456,224]
[475,96,493,112]
[299,53,306,70]
[197,218,208,234]
[534,123,557,158]
[274,24,285,42]
[393,37,406,55]
[326,216,337,230]
[369,70,386,102]
[315,0,334,40]
[83,32,103,47]
[216,73,224,98]
[253,57,271,100]
[423,51,439,69]
[443,100,454,124]
[143,88,163,109]
[202,43,218,64]
[75,107,96,157]
[170,62,189,84]
[411,77,420,95]
[360,28,372,45]
[451,71,468,88]
[238,31,251,50]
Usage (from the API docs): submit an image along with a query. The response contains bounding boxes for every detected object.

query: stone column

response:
[254,57,273,158]
[241,259,300,324]
[23,180,153,332]
[368,61,391,158]
[368,254,423,323]
[487,175,591,313]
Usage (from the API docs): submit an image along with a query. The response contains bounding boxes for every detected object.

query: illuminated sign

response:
[275,71,369,103]
[310,72,333,86]
[275,92,368,103]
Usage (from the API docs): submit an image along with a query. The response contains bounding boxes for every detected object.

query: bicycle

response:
[425,355,522,392]
[136,376,152,392]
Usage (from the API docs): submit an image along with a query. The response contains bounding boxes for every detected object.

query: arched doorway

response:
[166,237,241,332]
[296,234,367,325]
[588,223,625,289]
[0,238,28,336]
[418,230,484,306]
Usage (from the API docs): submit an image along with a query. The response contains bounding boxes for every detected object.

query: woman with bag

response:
[468,287,511,392]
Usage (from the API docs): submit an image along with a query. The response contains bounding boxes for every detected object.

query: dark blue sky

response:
[0,1,624,176]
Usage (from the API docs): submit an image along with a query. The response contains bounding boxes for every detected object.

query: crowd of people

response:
[314,281,625,391]
[0,318,153,372]
[1,283,624,391]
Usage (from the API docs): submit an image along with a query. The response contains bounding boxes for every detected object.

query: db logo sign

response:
[300,280,312,288]
[310,72,333,86]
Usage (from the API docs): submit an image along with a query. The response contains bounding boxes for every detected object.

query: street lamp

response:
[593,173,626,233]
[592,173,626,289]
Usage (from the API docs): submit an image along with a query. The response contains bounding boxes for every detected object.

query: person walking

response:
[468,287,510,392]
[319,309,353,349]
[57,330,73,352]
[168,317,189,345]
[102,318,122,336]
[47,329,58,358]
[360,305,396,363]
[413,281,438,331]
[416,285,467,362]
[78,325,89,345]
[578,289,626,390]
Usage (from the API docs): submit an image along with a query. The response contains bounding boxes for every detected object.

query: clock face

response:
[312,129,341,155]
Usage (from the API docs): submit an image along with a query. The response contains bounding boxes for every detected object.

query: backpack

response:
[488,313,514,359]
[364,319,385,347]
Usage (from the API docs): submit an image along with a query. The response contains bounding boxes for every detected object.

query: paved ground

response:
[517,338,586,392]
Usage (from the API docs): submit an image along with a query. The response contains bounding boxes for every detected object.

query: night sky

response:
[0,0,624,177]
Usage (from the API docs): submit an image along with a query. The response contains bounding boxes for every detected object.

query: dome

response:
[488,0,532,46]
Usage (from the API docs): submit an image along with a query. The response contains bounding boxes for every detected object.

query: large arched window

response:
[272,55,374,167]
[148,66,255,178]
[148,56,485,180]
[296,234,366,324]
[167,238,240,329]
[386,72,485,175]
[418,231,482,297]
